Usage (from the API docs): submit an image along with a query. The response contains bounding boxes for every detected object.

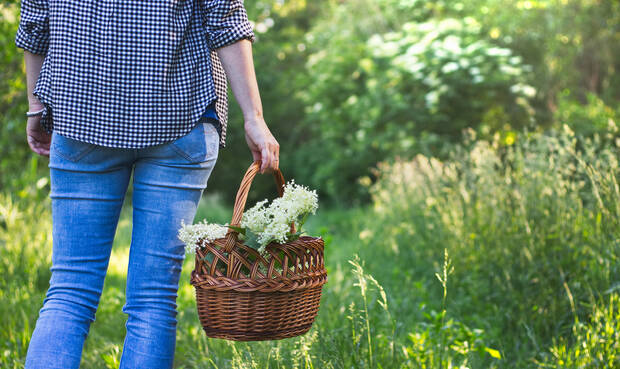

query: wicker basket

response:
[190,161,328,341]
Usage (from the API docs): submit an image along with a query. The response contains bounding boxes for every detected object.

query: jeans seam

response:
[170,123,218,163]
[53,142,97,163]
[169,142,198,162]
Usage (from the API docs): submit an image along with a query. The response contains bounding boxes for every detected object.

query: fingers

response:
[260,146,269,173]
[27,135,50,157]
[243,118,279,173]
[26,117,52,157]
[274,139,280,169]
[251,148,261,163]
[259,140,279,174]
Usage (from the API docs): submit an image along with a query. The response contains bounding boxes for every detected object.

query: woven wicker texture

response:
[190,161,328,341]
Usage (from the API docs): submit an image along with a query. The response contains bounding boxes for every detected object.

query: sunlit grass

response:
[1,127,618,368]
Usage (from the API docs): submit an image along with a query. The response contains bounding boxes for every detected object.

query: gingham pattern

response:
[15,0,255,149]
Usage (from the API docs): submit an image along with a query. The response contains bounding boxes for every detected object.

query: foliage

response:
[540,293,620,368]
[554,90,619,144]
[403,249,502,368]
[284,0,620,205]
[405,311,501,368]
[4,0,619,206]
[294,11,536,203]
[366,126,620,366]
[463,0,620,108]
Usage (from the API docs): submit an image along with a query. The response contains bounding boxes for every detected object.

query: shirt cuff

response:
[204,0,256,50]
[15,24,50,55]
[207,21,256,50]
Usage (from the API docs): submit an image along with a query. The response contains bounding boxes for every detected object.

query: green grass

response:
[360,126,620,367]
[1,127,618,368]
[1,187,496,368]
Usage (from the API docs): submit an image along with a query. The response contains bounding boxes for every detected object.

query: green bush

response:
[554,90,619,143]
[286,0,620,206]
[293,3,536,204]
[365,126,620,366]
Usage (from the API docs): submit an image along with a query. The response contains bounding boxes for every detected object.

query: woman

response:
[16,0,279,367]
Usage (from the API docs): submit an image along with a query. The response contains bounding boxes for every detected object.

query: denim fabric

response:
[25,122,220,369]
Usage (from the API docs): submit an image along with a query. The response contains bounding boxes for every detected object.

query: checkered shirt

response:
[15,0,256,148]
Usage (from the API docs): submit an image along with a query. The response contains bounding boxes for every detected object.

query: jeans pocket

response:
[51,132,97,162]
[170,122,219,163]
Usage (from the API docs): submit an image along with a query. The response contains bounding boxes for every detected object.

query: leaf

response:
[201,252,215,264]
[297,212,310,230]
[485,347,502,359]
[262,236,278,246]
[244,229,261,250]
[286,230,304,241]
[227,225,246,235]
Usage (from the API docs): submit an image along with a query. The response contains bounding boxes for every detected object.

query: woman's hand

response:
[26,104,51,157]
[23,50,50,157]
[244,115,279,174]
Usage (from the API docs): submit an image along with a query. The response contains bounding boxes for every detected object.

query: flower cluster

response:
[241,179,319,254]
[178,219,228,254]
[177,179,319,256]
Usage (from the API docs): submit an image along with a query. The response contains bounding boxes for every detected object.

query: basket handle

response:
[223,160,296,253]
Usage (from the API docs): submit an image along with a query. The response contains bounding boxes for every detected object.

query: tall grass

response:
[365,125,620,366]
[542,293,620,367]
[1,125,618,367]
[1,185,496,368]
[0,191,52,368]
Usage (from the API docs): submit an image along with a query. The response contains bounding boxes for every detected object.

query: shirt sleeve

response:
[202,0,256,50]
[14,0,50,55]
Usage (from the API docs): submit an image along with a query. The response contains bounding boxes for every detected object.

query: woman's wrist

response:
[27,100,45,117]
[243,109,264,122]
[244,114,267,127]
[26,107,46,117]
[28,99,45,111]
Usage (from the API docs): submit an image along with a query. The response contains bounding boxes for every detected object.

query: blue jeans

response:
[25,122,220,369]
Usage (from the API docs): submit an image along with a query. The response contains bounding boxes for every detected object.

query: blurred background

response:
[1,0,619,367]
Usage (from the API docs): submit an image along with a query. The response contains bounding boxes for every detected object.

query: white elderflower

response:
[281,179,319,216]
[180,180,320,256]
[178,219,228,253]
[257,221,291,254]
[241,199,270,233]
[266,197,297,225]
